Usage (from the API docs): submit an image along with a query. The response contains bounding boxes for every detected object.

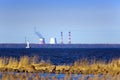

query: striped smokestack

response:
[68,31,71,44]
[60,32,63,44]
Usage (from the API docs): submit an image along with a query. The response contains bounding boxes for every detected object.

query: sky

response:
[0,0,120,44]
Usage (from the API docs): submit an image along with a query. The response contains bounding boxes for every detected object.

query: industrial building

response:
[34,27,71,45]
[49,37,57,44]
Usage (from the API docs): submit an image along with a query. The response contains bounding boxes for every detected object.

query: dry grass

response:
[0,56,119,77]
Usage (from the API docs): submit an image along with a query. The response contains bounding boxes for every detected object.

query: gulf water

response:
[0,48,120,65]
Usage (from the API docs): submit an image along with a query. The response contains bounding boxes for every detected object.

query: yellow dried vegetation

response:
[0,56,119,76]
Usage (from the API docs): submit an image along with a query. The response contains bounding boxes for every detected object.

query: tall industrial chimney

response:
[68,31,71,44]
[60,32,63,44]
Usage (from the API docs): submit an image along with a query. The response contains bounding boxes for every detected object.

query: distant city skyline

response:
[0,0,120,44]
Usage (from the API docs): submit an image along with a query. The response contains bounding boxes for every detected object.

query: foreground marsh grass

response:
[0,56,119,76]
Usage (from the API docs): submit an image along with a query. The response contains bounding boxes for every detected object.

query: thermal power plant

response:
[34,27,45,44]
[49,37,57,44]
[68,31,71,44]
[39,38,45,44]
[34,27,72,44]
[60,32,63,44]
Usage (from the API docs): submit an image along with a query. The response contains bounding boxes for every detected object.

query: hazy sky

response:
[0,0,120,43]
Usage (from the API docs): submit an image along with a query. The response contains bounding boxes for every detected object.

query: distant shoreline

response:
[0,43,120,48]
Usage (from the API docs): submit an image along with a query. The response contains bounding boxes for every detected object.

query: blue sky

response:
[0,0,120,43]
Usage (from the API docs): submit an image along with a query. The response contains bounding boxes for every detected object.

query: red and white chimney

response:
[60,32,63,44]
[68,31,71,44]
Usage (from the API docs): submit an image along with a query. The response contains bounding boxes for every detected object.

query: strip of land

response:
[0,56,120,76]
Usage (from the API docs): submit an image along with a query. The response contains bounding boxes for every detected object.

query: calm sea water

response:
[0,72,104,80]
[0,48,120,65]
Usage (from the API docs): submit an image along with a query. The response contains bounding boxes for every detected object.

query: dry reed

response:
[0,56,119,77]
